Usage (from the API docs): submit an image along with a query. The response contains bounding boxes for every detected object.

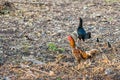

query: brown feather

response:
[67,35,99,63]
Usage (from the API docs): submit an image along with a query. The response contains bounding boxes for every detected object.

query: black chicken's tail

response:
[85,32,91,39]
[79,17,83,27]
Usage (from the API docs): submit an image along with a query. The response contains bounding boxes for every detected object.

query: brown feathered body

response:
[71,48,81,63]
[67,35,98,63]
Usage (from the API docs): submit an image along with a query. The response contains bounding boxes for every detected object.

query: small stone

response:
[83,6,88,10]
[49,71,55,76]
[105,68,113,75]
[0,58,4,66]
[3,77,11,80]
[22,56,45,65]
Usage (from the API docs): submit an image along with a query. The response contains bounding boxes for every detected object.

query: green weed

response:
[56,77,62,80]
[47,42,65,52]
[47,42,58,51]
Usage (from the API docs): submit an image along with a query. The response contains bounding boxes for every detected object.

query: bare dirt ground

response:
[0,0,120,80]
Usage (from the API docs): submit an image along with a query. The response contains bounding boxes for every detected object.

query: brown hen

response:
[67,35,98,63]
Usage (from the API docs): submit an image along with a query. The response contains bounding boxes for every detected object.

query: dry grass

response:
[0,0,120,80]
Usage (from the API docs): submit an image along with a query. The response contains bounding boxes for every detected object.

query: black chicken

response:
[77,17,91,41]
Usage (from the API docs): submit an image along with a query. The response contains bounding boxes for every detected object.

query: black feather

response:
[77,17,91,41]
[107,42,111,48]
[96,38,99,42]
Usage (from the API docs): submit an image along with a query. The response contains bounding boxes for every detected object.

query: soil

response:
[0,0,120,80]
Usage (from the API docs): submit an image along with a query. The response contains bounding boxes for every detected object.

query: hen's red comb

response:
[67,35,72,41]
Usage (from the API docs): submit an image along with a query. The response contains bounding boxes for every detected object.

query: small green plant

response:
[22,43,31,54]
[0,6,11,15]
[47,42,65,52]
[56,77,62,80]
[47,42,58,51]
[108,17,113,22]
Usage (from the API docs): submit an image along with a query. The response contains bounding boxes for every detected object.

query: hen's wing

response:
[79,49,89,59]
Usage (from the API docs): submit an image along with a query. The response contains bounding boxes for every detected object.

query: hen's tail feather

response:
[85,32,91,39]
[79,49,99,59]
[85,49,99,57]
